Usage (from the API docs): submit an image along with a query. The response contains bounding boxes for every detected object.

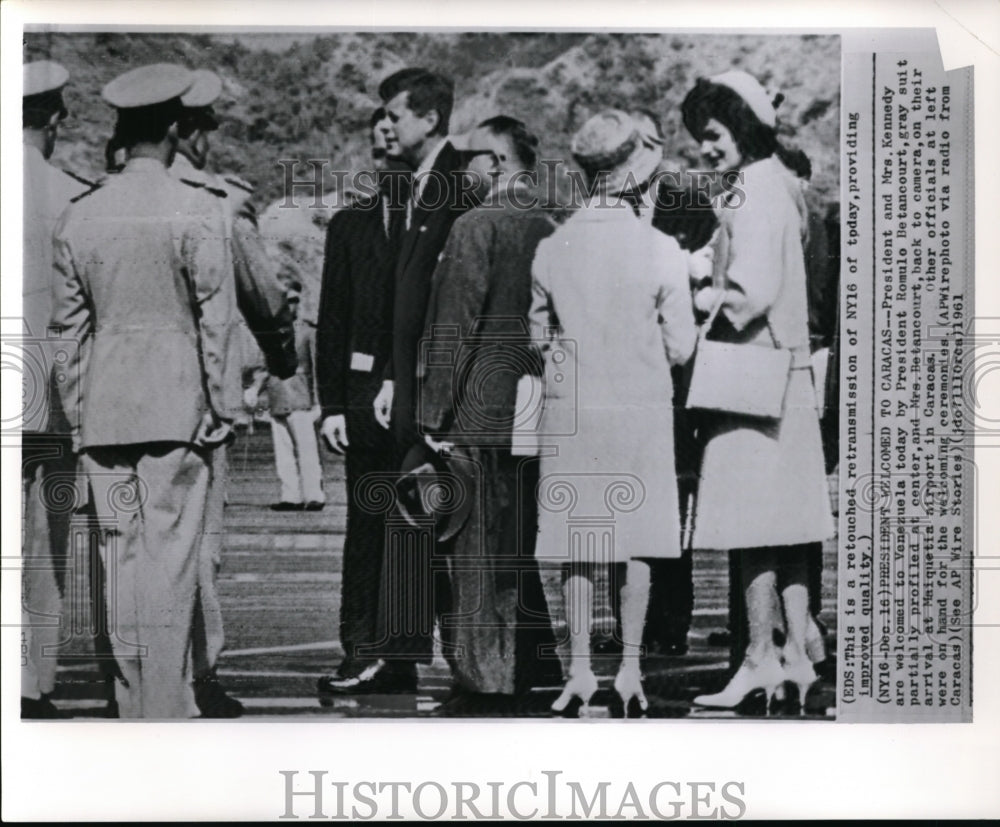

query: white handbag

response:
[686,293,792,419]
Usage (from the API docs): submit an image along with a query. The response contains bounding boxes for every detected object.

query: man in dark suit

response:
[331,67,472,694]
[314,108,410,693]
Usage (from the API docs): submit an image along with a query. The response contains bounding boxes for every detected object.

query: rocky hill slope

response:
[25,31,840,295]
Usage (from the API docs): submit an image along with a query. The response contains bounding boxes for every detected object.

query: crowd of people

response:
[20,56,838,719]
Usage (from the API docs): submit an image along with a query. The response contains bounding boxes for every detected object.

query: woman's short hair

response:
[476,115,540,169]
[680,78,777,164]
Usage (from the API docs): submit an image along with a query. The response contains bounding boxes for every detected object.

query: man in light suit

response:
[20,60,95,719]
[172,68,299,716]
[52,63,238,718]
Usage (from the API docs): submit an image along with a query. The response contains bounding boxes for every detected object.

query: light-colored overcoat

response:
[530,200,697,564]
[691,156,835,550]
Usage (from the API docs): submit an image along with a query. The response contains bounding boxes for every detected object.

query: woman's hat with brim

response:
[571,109,662,196]
[394,443,475,543]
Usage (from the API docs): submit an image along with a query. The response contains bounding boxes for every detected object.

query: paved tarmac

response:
[45,423,838,720]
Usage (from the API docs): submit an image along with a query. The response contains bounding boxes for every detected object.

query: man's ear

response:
[423,108,441,137]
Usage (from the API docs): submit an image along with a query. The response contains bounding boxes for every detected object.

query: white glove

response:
[687,244,715,283]
[424,433,454,456]
[373,380,394,430]
[321,414,349,454]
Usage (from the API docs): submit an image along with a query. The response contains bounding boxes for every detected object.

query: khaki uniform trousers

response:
[21,442,76,699]
[82,443,210,719]
[192,447,227,677]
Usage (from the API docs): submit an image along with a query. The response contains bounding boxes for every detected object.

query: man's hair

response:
[177,106,218,140]
[369,106,386,130]
[477,115,540,170]
[112,99,183,149]
[378,68,454,136]
[23,90,66,129]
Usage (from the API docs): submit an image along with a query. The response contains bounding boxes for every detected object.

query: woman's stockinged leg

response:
[615,558,651,712]
[775,545,818,708]
[775,544,810,662]
[693,548,785,709]
[551,565,598,713]
[742,547,782,664]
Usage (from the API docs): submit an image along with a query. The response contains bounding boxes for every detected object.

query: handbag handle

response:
[699,287,783,350]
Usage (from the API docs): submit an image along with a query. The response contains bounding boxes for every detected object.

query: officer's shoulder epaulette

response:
[62,168,98,188]
[180,178,229,199]
[223,175,255,195]
[69,182,103,204]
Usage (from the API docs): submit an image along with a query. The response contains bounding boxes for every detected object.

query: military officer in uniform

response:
[21,60,94,718]
[172,68,299,716]
[51,63,240,718]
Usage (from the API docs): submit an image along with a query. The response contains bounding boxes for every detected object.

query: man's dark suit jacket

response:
[316,192,400,424]
[386,141,473,446]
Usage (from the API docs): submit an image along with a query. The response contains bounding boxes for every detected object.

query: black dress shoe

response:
[194,674,245,718]
[317,660,417,702]
[270,501,304,511]
[21,695,70,719]
[304,501,325,512]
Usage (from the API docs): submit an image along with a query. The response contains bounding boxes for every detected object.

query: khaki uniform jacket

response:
[171,153,297,379]
[22,145,93,434]
[52,156,239,448]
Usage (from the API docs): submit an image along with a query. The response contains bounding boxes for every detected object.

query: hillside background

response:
[24,30,840,292]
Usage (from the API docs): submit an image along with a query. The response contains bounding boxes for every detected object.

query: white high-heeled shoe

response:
[781,653,818,715]
[551,670,598,716]
[693,654,784,710]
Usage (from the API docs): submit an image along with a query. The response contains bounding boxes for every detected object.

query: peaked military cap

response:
[180,69,223,108]
[102,63,193,109]
[24,60,70,121]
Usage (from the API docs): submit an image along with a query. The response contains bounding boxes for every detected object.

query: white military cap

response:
[180,69,223,108]
[102,63,194,108]
[24,60,69,97]
[709,70,778,128]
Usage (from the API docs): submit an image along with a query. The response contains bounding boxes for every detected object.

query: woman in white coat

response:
[530,111,697,715]
[681,72,835,711]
